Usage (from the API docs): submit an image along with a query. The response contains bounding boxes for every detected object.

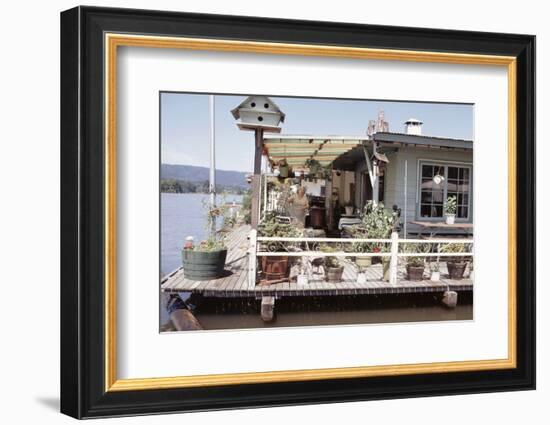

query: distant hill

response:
[161,164,249,188]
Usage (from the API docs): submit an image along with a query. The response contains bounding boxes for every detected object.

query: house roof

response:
[263,132,473,170]
[373,132,473,150]
[332,132,473,171]
[262,134,366,168]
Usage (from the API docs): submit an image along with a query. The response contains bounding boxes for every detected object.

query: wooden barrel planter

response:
[261,256,289,281]
[406,264,425,281]
[182,249,227,281]
[447,261,467,280]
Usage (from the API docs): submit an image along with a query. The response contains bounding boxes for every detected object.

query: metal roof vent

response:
[404,118,423,135]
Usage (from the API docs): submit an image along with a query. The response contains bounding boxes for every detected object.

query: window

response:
[419,162,471,219]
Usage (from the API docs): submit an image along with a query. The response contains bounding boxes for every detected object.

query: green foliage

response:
[444,196,457,215]
[347,201,398,253]
[400,243,429,266]
[361,201,398,238]
[258,212,302,238]
[440,242,471,263]
[160,179,246,195]
[191,197,235,252]
[241,190,252,224]
[319,244,343,268]
[192,238,226,252]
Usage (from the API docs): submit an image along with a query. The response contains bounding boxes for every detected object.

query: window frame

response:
[416,159,473,222]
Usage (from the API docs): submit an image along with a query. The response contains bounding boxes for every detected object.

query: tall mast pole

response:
[209,95,216,236]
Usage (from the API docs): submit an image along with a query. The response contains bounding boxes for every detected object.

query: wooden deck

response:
[161,225,473,299]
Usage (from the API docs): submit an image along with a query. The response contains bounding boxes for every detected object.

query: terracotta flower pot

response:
[447,261,467,280]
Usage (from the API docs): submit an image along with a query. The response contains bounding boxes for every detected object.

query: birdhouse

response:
[231,95,285,133]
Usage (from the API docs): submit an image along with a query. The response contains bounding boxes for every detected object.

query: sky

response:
[161,93,473,173]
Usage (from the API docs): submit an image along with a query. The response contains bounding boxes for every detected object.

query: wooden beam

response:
[261,296,275,322]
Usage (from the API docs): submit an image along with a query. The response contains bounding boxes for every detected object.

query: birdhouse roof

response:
[230,96,286,122]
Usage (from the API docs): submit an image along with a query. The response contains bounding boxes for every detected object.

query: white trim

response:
[415,159,473,222]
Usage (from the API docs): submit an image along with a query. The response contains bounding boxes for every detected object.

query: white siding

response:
[354,146,473,235]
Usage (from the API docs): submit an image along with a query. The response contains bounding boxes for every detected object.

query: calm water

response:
[160,193,472,330]
[161,193,242,275]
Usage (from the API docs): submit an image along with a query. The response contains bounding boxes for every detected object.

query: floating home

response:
[162,97,474,322]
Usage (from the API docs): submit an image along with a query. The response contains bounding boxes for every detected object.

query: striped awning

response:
[263,135,367,170]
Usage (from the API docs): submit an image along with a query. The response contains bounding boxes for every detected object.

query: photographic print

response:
[160,93,474,331]
[61,7,535,417]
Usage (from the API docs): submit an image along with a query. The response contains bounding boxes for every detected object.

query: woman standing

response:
[288,186,309,228]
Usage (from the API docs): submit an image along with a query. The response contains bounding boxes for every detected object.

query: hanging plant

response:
[305,158,321,177]
[278,159,291,178]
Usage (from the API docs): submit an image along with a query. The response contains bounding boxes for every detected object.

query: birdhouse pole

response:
[209,95,216,236]
[230,95,285,230]
[250,128,264,229]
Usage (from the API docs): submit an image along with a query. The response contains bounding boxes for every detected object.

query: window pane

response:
[419,163,471,220]
[421,191,432,203]
[448,167,458,179]
[420,204,432,217]
[422,165,434,178]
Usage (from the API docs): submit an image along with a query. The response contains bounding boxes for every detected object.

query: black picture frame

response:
[61,6,535,419]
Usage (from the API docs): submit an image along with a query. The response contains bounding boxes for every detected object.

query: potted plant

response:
[319,245,344,283]
[350,259,367,284]
[305,158,321,178]
[325,255,344,283]
[359,201,399,275]
[277,159,291,178]
[401,243,426,281]
[430,261,441,281]
[440,243,469,280]
[444,195,457,224]
[258,212,302,284]
[348,226,373,268]
[181,203,229,281]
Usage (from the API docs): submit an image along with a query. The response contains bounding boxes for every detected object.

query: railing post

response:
[389,231,399,285]
[248,229,258,289]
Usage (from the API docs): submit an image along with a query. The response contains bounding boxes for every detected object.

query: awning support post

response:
[363,143,379,205]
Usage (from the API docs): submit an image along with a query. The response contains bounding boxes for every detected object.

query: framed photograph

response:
[60,6,535,419]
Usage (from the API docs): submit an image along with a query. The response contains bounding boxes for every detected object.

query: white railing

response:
[247,230,473,288]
